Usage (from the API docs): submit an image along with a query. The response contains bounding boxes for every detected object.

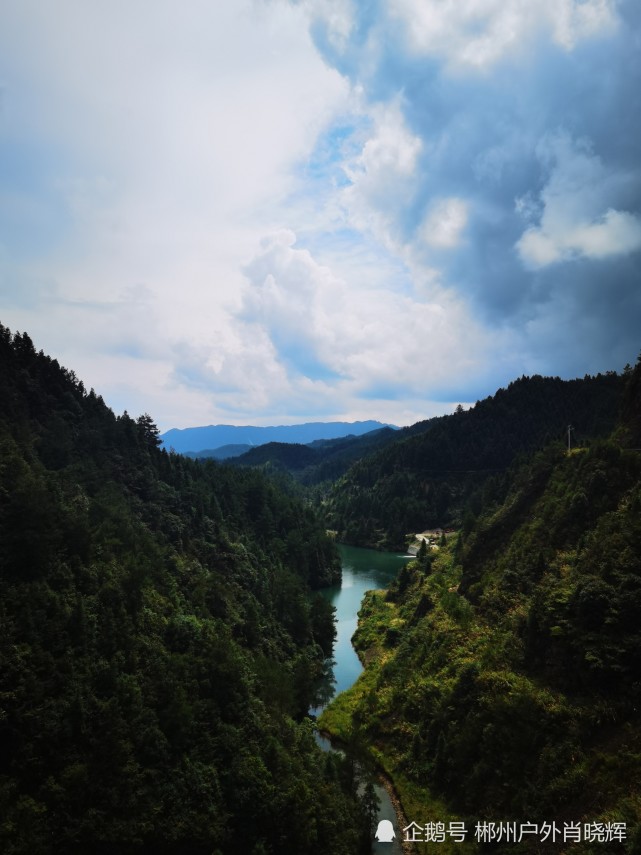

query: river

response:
[311,543,412,854]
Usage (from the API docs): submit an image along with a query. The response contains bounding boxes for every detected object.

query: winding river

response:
[311,544,412,854]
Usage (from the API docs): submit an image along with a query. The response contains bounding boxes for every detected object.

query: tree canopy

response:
[0,323,371,854]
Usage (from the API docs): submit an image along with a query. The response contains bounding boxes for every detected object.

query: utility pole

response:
[567,424,574,452]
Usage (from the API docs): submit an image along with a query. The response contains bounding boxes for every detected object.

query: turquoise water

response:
[312,543,412,854]
[311,543,412,715]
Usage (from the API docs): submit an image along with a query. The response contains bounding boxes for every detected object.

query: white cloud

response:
[388,0,619,70]
[340,101,422,245]
[420,197,469,248]
[1,0,638,430]
[0,1,349,304]
[236,229,494,401]
[516,133,641,268]
[0,1,353,425]
[551,0,618,49]
[519,209,641,267]
[303,0,355,51]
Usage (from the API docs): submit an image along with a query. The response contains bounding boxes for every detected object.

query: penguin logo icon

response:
[375,819,396,843]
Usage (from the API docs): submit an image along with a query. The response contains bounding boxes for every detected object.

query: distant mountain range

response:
[160,420,397,454]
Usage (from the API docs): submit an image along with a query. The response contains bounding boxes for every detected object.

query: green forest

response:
[2,320,640,854]
[0,324,374,854]
[323,372,625,550]
[320,358,641,853]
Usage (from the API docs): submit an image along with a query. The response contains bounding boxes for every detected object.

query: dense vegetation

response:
[0,324,373,854]
[320,359,641,853]
[324,372,625,550]
[4,318,638,854]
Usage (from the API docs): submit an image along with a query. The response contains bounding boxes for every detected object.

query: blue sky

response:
[1,0,640,430]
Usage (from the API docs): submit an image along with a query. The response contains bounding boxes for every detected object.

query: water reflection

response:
[311,657,337,712]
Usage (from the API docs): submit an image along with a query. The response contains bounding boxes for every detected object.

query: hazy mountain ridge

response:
[184,443,253,460]
[223,425,412,486]
[160,419,396,453]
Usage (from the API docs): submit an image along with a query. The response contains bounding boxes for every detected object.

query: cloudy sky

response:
[1,0,639,430]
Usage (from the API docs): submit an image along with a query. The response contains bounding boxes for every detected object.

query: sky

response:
[1,0,640,430]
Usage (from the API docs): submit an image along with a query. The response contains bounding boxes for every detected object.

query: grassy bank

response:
[318,572,478,855]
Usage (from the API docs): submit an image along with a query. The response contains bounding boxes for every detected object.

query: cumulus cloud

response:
[519,208,641,267]
[516,133,641,267]
[339,100,422,246]
[307,0,641,376]
[235,228,499,404]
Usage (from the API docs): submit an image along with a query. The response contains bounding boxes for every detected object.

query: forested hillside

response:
[223,427,401,487]
[325,372,625,550]
[0,324,372,854]
[320,358,641,853]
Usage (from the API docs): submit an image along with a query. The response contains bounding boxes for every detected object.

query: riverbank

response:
[317,725,414,855]
[318,578,477,855]
[317,587,419,852]
[378,771,414,855]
